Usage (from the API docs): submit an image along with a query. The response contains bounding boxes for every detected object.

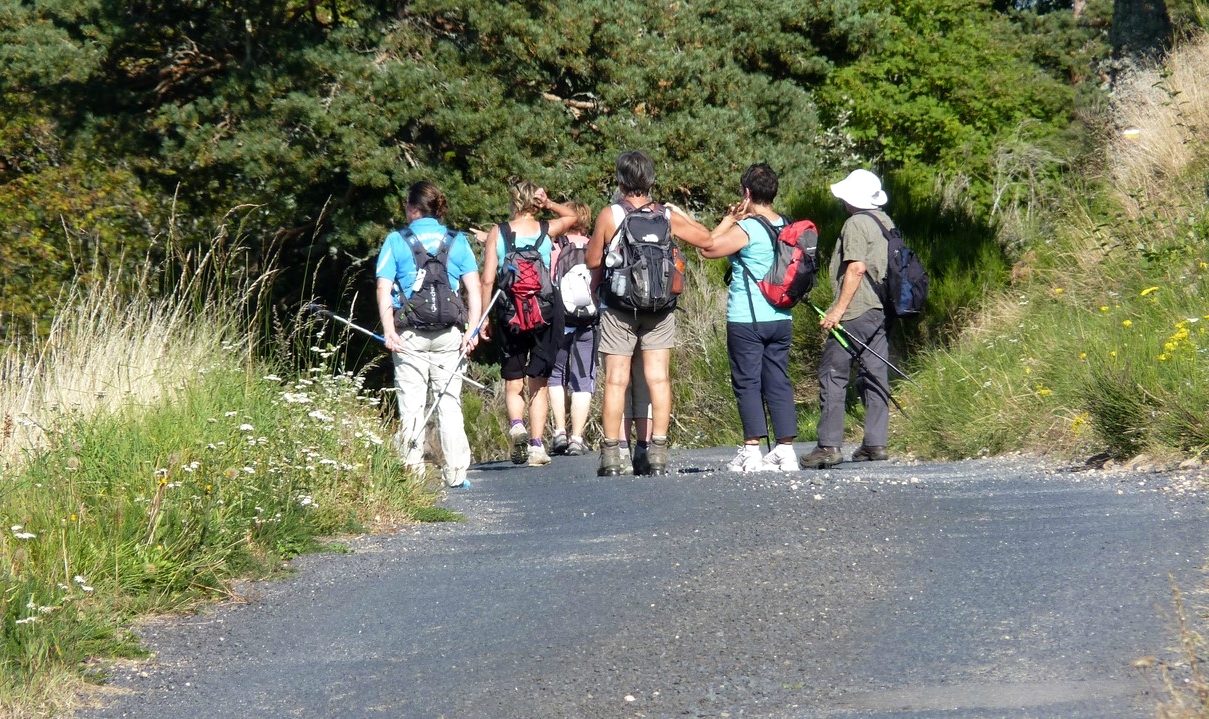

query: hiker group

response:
[374,151,926,490]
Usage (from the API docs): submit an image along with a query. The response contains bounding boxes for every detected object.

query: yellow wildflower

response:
[1200,261,1208,270]
[1122,320,1132,327]
[1078,352,1087,361]
[1159,354,1169,361]
[1037,388,1052,396]
[1099,306,1109,312]
[1110,351,1117,357]
[1140,286,1159,296]
[1053,288,1064,294]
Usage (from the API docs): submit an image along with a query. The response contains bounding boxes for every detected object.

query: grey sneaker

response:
[597,440,623,477]
[509,424,529,465]
[566,439,586,456]
[619,446,634,475]
[550,432,569,456]
[799,445,842,469]
[851,445,889,462]
[647,437,670,476]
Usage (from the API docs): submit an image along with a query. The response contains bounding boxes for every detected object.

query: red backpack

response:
[735,215,819,309]
[496,221,556,333]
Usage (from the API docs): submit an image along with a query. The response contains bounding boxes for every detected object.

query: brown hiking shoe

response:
[647,437,670,476]
[799,445,842,469]
[851,445,889,462]
[597,440,623,477]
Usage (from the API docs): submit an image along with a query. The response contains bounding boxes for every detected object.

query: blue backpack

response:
[858,212,928,318]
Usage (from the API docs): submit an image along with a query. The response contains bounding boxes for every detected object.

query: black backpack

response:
[497,221,557,333]
[395,230,467,331]
[603,201,684,313]
[856,212,928,318]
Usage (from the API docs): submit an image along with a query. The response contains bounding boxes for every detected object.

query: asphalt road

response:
[81,445,1208,719]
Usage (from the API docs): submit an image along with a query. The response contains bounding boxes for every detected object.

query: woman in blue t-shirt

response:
[375,181,482,489]
[697,164,799,472]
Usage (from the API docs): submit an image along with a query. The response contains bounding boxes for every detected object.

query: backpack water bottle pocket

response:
[632,257,651,307]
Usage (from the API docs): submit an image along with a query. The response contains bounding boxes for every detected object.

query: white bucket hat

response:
[830,169,888,210]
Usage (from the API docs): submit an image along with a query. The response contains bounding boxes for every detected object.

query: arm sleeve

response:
[376,232,401,281]
[450,233,480,277]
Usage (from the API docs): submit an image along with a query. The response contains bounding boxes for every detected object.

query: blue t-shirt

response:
[494,222,553,271]
[727,216,792,324]
[376,217,479,308]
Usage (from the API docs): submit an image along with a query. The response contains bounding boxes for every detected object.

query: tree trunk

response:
[1111,0,1172,57]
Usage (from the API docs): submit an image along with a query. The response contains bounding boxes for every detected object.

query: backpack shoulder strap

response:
[855,210,894,240]
[400,228,430,263]
[537,220,550,251]
[749,214,784,242]
[435,229,458,262]
[499,222,517,253]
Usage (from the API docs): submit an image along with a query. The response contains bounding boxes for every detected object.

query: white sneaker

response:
[761,443,798,472]
[726,445,764,473]
[528,444,551,466]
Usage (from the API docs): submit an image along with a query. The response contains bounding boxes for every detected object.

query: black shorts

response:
[497,324,561,380]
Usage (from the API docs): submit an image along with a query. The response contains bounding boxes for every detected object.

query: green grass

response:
[0,251,452,717]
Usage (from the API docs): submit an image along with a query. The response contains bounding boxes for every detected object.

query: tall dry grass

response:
[1108,35,1209,217]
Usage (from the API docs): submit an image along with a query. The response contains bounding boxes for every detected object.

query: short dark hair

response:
[740,164,778,205]
[615,150,656,196]
[407,180,448,221]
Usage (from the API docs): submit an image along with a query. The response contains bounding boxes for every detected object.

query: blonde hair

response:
[567,200,592,235]
[509,181,542,218]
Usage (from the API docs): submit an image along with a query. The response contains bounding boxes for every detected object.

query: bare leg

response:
[641,347,672,438]
[504,377,526,423]
[549,384,567,434]
[602,353,633,442]
[527,377,550,442]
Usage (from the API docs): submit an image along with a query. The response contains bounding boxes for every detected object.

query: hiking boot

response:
[851,445,889,462]
[550,432,569,456]
[528,444,551,467]
[632,443,652,476]
[647,437,670,476]
[509,424,529,465]
[619,446,634,475]
[597,440,623,477]
[799,445,842,469]
[726,445,764,473]
[566,438,586,456]
[761,444,798,472]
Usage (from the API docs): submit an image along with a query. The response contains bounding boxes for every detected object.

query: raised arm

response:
[536,188,579,237]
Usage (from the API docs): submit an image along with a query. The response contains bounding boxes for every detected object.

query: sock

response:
[571,435,583,444]
[652,435,668,446]
[619,440,630,450]
[553,429,567,437]
[530,438,543,448]
[636,441,650,449]
[510,419,524,428]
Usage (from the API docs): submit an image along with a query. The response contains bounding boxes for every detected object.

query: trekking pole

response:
[810,304,921,389]
[409,286,507,450]
[811,304,913,419]
[305,304,486,389]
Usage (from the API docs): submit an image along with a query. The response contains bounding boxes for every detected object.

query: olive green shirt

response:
[828,210,892,322]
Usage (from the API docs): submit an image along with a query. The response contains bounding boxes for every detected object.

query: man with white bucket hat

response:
[799,169,894,469]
